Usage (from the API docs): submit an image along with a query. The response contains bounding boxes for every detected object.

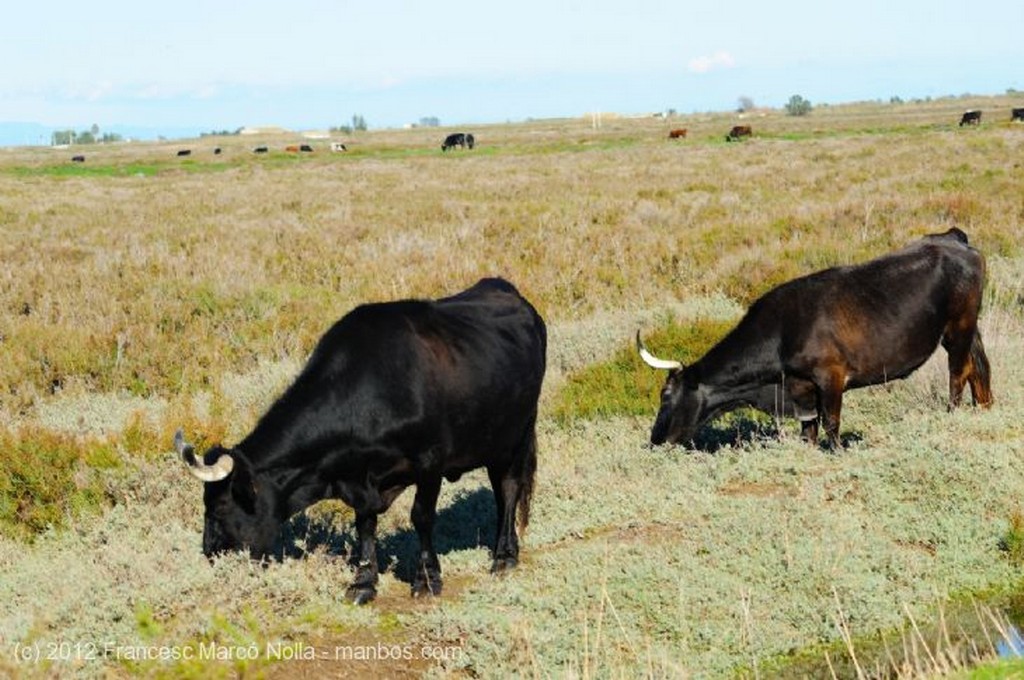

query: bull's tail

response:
[969,329,994,407]
[516,425,538,533]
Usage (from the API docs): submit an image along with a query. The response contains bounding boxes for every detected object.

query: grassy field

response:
[1,94,1024,678]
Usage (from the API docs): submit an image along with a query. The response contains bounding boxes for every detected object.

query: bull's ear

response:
[229,453,258,514]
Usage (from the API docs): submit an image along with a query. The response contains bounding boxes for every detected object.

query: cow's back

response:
[243,279,545,471]
[764,234,985,385]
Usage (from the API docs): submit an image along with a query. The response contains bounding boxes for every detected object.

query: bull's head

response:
[636,331,707,446]
[176,430,279,560]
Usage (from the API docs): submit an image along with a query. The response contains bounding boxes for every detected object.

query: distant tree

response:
[100,132,122,143]
[418,116,441,127]
[890,95,904,104]
[76,130,96,144]
[784,94,812,116]
[352,114,367,131]
[737,96,755,112]
[90,123,100,138]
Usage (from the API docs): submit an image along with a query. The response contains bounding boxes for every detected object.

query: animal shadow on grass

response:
[687,410,863,452]
[281,487,496,585]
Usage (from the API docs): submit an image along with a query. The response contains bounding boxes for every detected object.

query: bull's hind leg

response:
[966,330,993,407]
[943,326,993,409]
[487,421,538,574]
[410,476,443,597]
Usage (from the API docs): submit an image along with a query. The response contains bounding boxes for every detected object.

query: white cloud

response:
[687,51,736,74]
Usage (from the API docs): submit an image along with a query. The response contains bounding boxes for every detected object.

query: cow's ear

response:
[228,453,258,514]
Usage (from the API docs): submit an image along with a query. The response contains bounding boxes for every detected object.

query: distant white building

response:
[239,126,288,136]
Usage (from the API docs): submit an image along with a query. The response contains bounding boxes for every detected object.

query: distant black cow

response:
[637,228,992,449]
[442,132,475,151]
[178,278,547,604]
[253,146,269,154]
[299,144,314,152]
[726,125,752,141]
[213,147,222,155]
[959,110,982,126]
[70,155,85,162]
[1011,108,1024,122]
[176,149,192,157]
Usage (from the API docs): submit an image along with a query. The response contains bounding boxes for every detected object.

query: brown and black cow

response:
[726,125,752,141]
[638,228,992,449]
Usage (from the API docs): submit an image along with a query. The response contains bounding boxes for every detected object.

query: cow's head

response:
[636,332,707,446]
[176,430,280,560]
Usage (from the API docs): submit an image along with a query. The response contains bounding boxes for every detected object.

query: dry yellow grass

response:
[1,93,1023,677]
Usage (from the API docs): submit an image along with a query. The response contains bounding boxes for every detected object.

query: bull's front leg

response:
[410,477,443,597]
[346,512,379,605]
[815,371,845,450]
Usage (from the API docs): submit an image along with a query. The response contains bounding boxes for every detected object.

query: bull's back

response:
[774,238,984,385]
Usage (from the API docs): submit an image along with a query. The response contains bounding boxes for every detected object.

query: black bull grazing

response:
[177,278,546,604]
[637,228,993,448]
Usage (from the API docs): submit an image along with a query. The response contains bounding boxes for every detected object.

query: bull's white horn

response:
[636,331,683,370]
[187,454,234,483]
[176,428,235,482]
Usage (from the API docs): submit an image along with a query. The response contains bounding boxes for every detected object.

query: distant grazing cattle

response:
[442,132,475,151]
[285,145,300,152]
[70,155,85,163]
[726,125,752,141]
[331,142,348,152]
[177,278,547,605]
[959,110,982,126]
[1011,108,1024,122]
[253,146,268,154]
[176,149,192,157]
[668,129,688,139]
[299,144,314,152]
[213,147,222,155]
[637,228,992,449]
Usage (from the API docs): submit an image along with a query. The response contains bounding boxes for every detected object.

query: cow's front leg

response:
[816,372,845,450]
[346,512,379,605]
[799,417,819,443]
[410,476,443,597]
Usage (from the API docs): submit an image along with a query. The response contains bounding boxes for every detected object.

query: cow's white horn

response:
[636,331,683,370]
[187,453,235,483]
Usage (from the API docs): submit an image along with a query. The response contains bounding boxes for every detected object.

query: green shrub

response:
[0,429,119,539]
[999,509,1024,566]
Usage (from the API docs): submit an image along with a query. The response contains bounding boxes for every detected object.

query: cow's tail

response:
[516,423,538,533]
[969,329,993,406]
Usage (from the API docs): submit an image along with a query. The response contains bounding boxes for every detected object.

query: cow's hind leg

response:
[943,326,993,409]
[487,420,538,574]
[410,476,443,597]
[966,330,993,407]
[346,512,379,605]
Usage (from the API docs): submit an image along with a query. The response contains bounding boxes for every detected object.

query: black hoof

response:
[345,586,377,605]
[490,556,518,574]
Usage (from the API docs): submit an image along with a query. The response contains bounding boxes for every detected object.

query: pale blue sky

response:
[1,0,1020,139]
